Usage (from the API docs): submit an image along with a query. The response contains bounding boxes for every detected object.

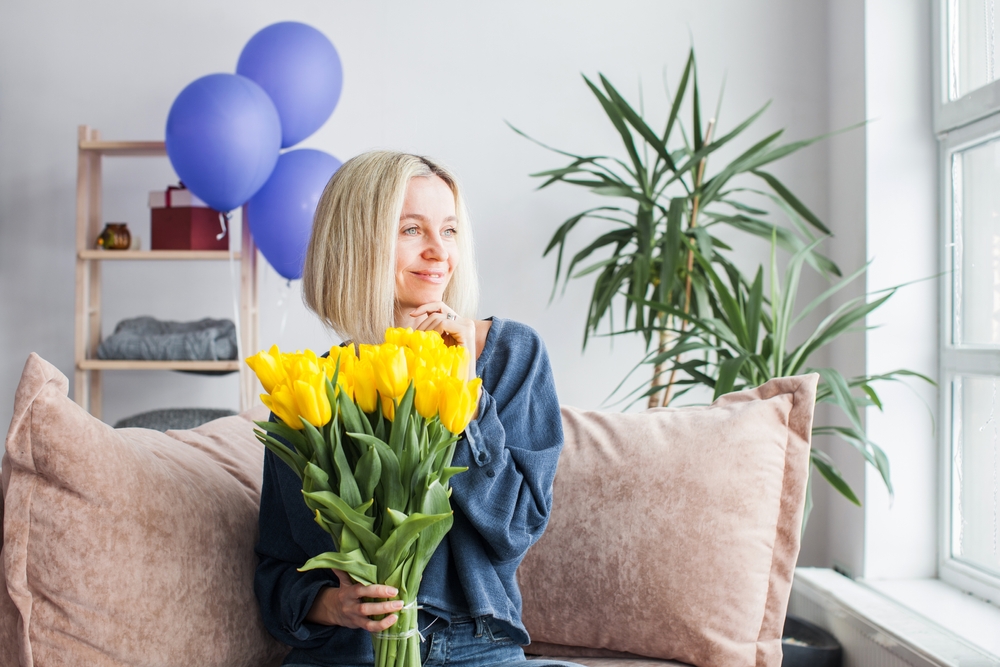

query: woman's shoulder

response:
[478,317,548,369]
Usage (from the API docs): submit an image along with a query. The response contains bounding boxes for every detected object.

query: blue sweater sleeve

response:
[255,446,341,648]
[447,320,564,564]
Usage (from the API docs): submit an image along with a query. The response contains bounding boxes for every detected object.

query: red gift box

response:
[149,185,229,251]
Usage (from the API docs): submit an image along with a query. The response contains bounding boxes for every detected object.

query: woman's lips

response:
[410,270,449,283]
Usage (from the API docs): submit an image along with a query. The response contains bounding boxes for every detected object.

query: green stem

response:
[371,599,419,667]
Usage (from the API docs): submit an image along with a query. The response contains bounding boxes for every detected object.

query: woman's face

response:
[394,175,459,315]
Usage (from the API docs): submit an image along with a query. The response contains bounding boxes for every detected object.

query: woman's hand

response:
[305,570,403,631]
[406,301,477,382]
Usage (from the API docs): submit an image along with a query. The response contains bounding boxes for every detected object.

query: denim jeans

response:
[283,615,583,667]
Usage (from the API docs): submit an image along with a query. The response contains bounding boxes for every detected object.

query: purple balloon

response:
[166,73,281,212]
[247,149,342,280]
[237,22,343,148]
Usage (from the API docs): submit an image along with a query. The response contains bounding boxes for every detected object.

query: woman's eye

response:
[402,227,418,236]
[442,228,457,238]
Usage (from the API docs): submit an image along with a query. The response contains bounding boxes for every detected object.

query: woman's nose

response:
[422,234,448,260]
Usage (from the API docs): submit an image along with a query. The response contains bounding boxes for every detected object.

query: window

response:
[937,0,1000,604]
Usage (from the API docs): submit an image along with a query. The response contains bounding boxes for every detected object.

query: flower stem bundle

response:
[246,328,482,667]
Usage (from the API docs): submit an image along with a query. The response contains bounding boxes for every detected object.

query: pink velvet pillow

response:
[518,375,818,667]
[1,353,288,667]
[1,464,19,667]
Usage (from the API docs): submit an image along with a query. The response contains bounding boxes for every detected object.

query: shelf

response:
[78,250,240,261]
[78,359,241,372]
[73,125,259,418]
[78,140,165,156]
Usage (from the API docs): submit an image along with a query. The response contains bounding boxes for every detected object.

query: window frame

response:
[935,0,1000,603]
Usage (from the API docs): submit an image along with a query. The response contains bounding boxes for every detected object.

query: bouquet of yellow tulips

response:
[246,328,482,667]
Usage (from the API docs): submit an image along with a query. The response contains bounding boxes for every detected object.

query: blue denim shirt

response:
[254,318,564,664]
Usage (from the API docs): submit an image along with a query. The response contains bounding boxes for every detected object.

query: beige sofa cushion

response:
[519,375,818,667]
[1,462,18,667]
[0,353,287,667]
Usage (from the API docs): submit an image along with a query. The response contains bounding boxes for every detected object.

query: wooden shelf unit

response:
[74,125,259,419]
[78,250,241,261]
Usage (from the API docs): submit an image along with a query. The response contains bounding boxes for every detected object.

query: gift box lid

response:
[148,186,210,209]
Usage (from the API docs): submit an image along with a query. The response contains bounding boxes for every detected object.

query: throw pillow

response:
[1,353,287,667]
[518,375,818,667]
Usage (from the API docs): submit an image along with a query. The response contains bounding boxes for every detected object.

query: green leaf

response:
[583,75,646,186]
[302,490,383,556]
[810,449,861,506]
[861,384,883,411]
[752,169,830,234]
[301,420,330,471]
[659,198,684,301]
[348,433,406,512]
[662,50,694,149]
[254,430,307,479]
[713,356,747,399]
[299,550,377,586]
[374,511,452,583]
[354,443,381,502]
[255,419,310,459]
[329,427,363,509]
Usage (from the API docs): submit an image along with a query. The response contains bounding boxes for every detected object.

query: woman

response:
[254,151,575,667]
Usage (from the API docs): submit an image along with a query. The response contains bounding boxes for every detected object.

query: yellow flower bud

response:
[374,344,410,400]
[439,377,482,434]
[261,384,305,430]
[353,357,378,413]
[294,376,332,428]
[381,394,396,422]
[245,345,288,394]
[413,377,440,420]
[384,327,413,348]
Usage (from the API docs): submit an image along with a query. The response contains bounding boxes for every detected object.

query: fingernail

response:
[394,601,404,609]
[388,587,398,596]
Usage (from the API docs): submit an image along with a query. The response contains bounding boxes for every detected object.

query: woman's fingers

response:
[323,570,404,630]
[356,583,399,599]
[364,613,399,633]
[359,599,405,617]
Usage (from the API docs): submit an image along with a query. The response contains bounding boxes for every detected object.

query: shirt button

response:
[477,452,488,463]
[486,469,495,478]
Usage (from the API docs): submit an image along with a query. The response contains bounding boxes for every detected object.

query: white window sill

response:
[790,568,1000,667]
[861,578,1000,659]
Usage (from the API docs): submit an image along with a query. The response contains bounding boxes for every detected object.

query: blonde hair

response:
[302,150,479,344]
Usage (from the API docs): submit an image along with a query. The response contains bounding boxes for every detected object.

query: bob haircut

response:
[302,150,479,344]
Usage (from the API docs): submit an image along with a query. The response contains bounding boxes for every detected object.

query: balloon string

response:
[217,211,228,241]
[276,278,292,340]
[227,211,243,368]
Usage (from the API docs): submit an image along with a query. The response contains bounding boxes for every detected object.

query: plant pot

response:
[781,615,843,667]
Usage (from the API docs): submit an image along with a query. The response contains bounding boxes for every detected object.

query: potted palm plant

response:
[511,49,930,519]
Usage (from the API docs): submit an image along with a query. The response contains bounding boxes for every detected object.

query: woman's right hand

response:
[305,570,404,632]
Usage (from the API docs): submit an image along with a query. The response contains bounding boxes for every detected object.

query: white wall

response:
[0,0,832,416]
[862,0,939,580]
[0,0,848,561]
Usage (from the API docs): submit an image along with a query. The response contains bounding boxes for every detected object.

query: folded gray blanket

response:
[97,316,237,362]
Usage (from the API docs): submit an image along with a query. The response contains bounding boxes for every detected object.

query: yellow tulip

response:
[354,358,378,413]
[323,348,355,399]
[384,327,413,348]
[374,344,410,400]
[245,345,288,394]
[261,384,305,430]
[413,377,440,420]
[294,376,332,428]
[443,346,470,381]
[438,377,482,434]
[288,350,323,385]
[381,394,396,422]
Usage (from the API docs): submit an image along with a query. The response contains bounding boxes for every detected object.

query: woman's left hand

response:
[406,302,477,383]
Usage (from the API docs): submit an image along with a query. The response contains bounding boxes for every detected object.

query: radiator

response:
[788,569,999,667]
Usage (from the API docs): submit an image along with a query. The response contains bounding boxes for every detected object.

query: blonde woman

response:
[254,151,577,667]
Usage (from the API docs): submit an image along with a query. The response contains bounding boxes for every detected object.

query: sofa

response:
[0,353,817,667]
